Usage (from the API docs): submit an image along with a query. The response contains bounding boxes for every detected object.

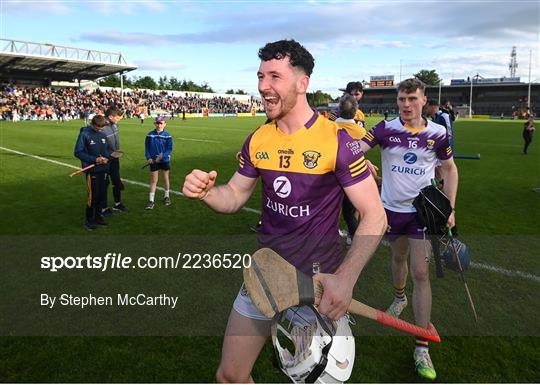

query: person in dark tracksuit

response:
[145,116,173,210]
[74,115,111,230]
[523,116,535,154]
[102,107,128,215]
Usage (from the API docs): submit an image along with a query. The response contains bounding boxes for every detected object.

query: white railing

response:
[1,38,129,65]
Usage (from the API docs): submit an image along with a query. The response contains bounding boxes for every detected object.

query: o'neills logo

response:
[302,150,321,169]
[266,197,310,218]
[278,149,294,155]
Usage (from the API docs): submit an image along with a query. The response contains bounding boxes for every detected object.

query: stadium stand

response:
[0,38,263,121]
[0,85,264,121]
[362,82,540,118]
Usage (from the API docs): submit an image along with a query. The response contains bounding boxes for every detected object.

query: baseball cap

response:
[155,116,166,123]
[339,81,363,93]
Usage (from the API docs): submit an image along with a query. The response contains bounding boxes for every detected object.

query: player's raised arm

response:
[182,169,257,214]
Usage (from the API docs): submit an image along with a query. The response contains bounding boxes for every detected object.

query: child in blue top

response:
[144,116,173,209]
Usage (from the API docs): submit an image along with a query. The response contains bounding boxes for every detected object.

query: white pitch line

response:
[0,146,261,215]
[176,137,223,143]
[470,262,540,282]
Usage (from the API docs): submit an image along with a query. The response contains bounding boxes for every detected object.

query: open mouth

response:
[262,94,279,106]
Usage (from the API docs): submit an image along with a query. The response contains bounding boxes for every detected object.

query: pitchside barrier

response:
[149,112,267,118]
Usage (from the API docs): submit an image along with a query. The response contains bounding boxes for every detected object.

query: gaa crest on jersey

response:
[427,139,435,150]
[302,150,321,169]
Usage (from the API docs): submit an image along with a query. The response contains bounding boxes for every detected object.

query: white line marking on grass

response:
[0,146,261,215]
[470,262,540,282]
[0,146,80,169]
[176,137,223,143]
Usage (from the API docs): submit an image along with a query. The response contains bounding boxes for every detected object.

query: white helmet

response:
[271,305,355,384]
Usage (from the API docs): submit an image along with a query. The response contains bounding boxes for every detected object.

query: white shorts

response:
[232,283,322,326]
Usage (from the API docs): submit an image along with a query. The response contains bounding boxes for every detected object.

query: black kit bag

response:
[413,185,453,236]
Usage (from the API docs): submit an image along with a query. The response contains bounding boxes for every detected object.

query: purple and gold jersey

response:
[329,107,365,127]
[362,118,452,213]
[238,111,370,275]
[335,120,367,140]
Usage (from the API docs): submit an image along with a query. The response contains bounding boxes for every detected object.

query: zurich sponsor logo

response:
[273,176,292,198]
[403,152,417,164]
[389,136,401,143]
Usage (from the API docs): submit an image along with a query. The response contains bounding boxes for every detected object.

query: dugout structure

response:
[0,38,136,86]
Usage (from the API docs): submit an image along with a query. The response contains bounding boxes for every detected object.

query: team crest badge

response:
[427,139,435,150]
[302,150,321,169]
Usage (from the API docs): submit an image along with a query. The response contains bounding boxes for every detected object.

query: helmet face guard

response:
[271,305,355,383]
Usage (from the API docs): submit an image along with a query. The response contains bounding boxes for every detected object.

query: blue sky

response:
[1,0,539,97]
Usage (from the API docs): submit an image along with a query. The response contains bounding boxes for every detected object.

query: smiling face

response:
[257,56,309,121]
[397,88,427,125]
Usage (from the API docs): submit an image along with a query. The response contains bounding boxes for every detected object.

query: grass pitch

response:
[0,116,539,382]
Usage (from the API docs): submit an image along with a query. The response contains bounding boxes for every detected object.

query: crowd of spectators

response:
[0,84,264,121]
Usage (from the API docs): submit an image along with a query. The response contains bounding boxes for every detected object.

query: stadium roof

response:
[0,38,137,83]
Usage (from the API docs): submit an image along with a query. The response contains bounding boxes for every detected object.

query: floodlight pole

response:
[120,71,124,103]
[469,77,473,118]
[399,59,403,82]
[438,79,442,105]
[527,49,532,112]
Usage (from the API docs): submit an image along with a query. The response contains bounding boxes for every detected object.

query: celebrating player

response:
[183,39,386,383]
[360,78,458,380]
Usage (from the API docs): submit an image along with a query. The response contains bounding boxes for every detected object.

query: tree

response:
[133,76,158,90]
[307,90,333,106]
[98,75,121,87]
[236,89,247,95]
[158,76,168,89]
[97,74,133,88]
[413,69,442,86]
[168,77,181,90]
[225,89,235,94]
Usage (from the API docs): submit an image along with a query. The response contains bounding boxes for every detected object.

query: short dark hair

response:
[105,106,123,117]
[398,78,426,94]
[91,115,108,128]
[340,81,363,94]
[258,39,315,76]
[338,94,358,120]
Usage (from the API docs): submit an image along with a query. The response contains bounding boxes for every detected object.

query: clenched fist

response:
[183,169,217,200]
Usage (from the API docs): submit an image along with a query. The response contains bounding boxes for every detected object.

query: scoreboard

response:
[370,75,394,87]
